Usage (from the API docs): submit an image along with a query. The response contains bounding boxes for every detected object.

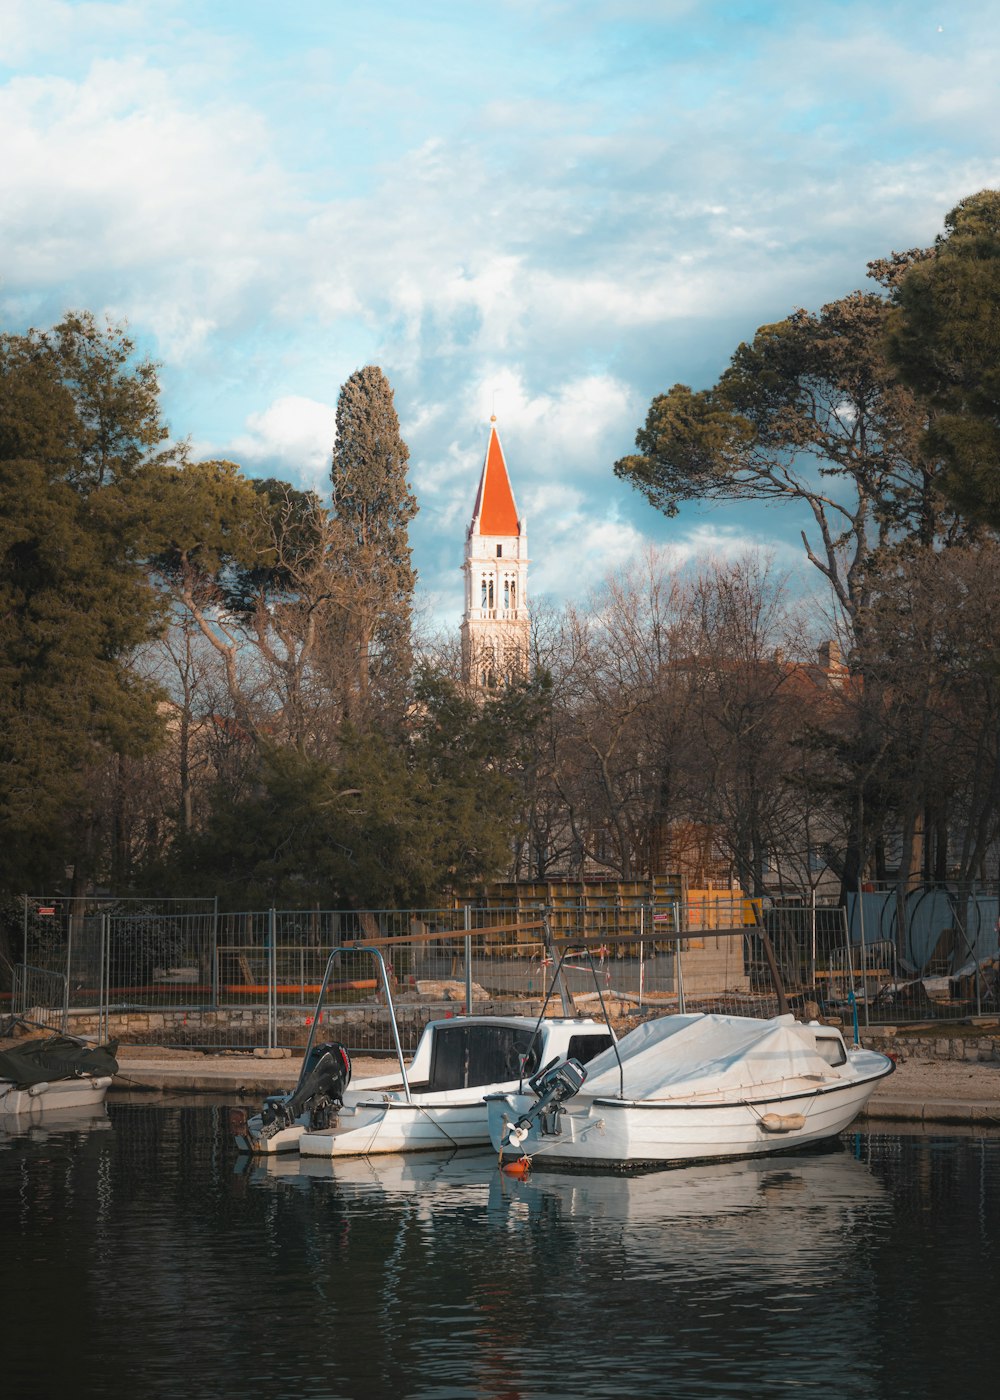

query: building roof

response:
[471,422,520,537]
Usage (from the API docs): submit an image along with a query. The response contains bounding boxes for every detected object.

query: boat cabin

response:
[413,1018,614,1094]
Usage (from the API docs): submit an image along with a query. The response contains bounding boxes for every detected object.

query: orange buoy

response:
[501,1157,532,1177]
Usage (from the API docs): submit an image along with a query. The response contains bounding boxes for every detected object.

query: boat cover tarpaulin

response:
[578,1014,840,1102]
[0,1036,119,1088]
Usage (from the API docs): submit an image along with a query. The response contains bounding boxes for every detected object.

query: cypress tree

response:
[330,366,416,718]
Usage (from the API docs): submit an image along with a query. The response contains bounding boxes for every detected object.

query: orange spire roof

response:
[471,421,520,536]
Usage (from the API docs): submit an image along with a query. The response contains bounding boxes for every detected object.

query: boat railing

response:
[300,945,412,1104]
[532,931,626,1100]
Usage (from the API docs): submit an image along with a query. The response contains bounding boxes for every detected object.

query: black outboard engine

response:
[505,1057,588,1147]
[258,1042,352,1140]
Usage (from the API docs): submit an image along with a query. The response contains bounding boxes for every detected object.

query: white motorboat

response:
[231,943,614,1157]
[0,1033,118,1118]
[296,1013,613,1159]
[487,1012,894,1170]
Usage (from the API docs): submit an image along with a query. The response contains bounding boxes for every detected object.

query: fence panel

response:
[15,887,1000,1049]
[276,908,549,1056]
[12,964,68,1032]
[90,909,222,1043]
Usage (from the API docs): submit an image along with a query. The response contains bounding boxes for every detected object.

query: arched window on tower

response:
[479,643,499,689]
[503,577,510,610]
[480,576,487,608]
[487,578,495,610]
[510,579,516,610]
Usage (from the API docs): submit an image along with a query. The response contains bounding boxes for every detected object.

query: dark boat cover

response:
[0,1036,119,1088]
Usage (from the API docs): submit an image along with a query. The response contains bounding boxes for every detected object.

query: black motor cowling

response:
[260,1041,352,1138]
[505,1057,588,1147]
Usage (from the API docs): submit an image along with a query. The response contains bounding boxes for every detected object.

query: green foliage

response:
[616,286,957,624]
[143,459,262,581]
[0,897,64,981]
[104,906,187,988]
[887,189,1000,526]
[0,314,176,895]
[331,366,417,706]
[615,383,755,516]
[156,670,544,909]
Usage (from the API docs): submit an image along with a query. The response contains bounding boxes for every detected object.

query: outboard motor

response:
[257,1042,353,1141]
[505,1057,587,1147]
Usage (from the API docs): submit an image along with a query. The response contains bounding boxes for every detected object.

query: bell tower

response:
[461,418,530,689]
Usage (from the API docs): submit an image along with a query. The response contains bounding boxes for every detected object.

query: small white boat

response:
[296,1013,613,1159]
[231,943,614,1157]
[487,1012,894,1170]
[0,1034,118,1118]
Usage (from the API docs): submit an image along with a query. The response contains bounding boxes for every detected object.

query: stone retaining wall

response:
[863,1028,1000,1063]
[53,1005,1000,1063]
[60,999,567,1050]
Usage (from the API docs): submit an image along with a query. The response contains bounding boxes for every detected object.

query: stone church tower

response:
[461,419,530,689]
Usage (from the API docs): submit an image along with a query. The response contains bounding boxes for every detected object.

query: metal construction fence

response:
[9,889,1000,1053]
[12,964,68,1033]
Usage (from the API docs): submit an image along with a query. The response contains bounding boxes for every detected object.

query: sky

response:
[3,0,999,634]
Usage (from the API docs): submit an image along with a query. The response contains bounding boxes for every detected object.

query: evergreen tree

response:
[613,291,956,633]
[886,189,1000,526]
[0,314,177,895]
[331,366,416,718]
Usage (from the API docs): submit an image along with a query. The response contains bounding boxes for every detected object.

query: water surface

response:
[2,1104,999,1398]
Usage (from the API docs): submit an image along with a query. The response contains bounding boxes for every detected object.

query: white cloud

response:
[228,396,336,493]
[0,0,142,65]
[0,56,296,348]
[4,1,1000,633]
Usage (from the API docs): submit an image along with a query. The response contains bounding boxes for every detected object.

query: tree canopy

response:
[0,315,177,889]
[331,365,417,715]
[886,188,1000,526]
[614,291,955,629]
[158,674,533,908]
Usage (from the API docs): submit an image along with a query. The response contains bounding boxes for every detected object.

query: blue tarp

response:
[845,890,999,973]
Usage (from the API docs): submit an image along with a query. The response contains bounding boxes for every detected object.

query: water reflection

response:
[3,1107,1000,1399]
[0,1104,112,1145]
[239,1143,892,1397]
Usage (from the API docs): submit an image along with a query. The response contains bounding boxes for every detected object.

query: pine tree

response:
[0,314,177,893]
[330,366,416,718]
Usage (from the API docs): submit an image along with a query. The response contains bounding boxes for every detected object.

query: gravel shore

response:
[869,1054,1000,1104]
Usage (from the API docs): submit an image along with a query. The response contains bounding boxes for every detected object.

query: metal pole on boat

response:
[842,908,860,1030]
[63,912,73,1034]
[98,913,107,1045]
[464,904,473,1014]
[673,900,686,1014]
[638,904,645,1010]
[267,908,277,1052]
[857,884,862,1030]
[544,912,574,1015]
[368,945,412,1103]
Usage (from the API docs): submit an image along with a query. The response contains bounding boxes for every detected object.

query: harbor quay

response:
[108,1028,1000,1129]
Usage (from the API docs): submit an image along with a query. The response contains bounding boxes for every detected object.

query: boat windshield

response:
[427,1024,540,1091]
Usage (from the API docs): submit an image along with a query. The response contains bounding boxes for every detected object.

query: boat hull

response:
[233,999,614,1157]
[234,1118,306,1155]
[298,1094,495,1158]
[488,1068,891,1170]
[0,1074,113,1117]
